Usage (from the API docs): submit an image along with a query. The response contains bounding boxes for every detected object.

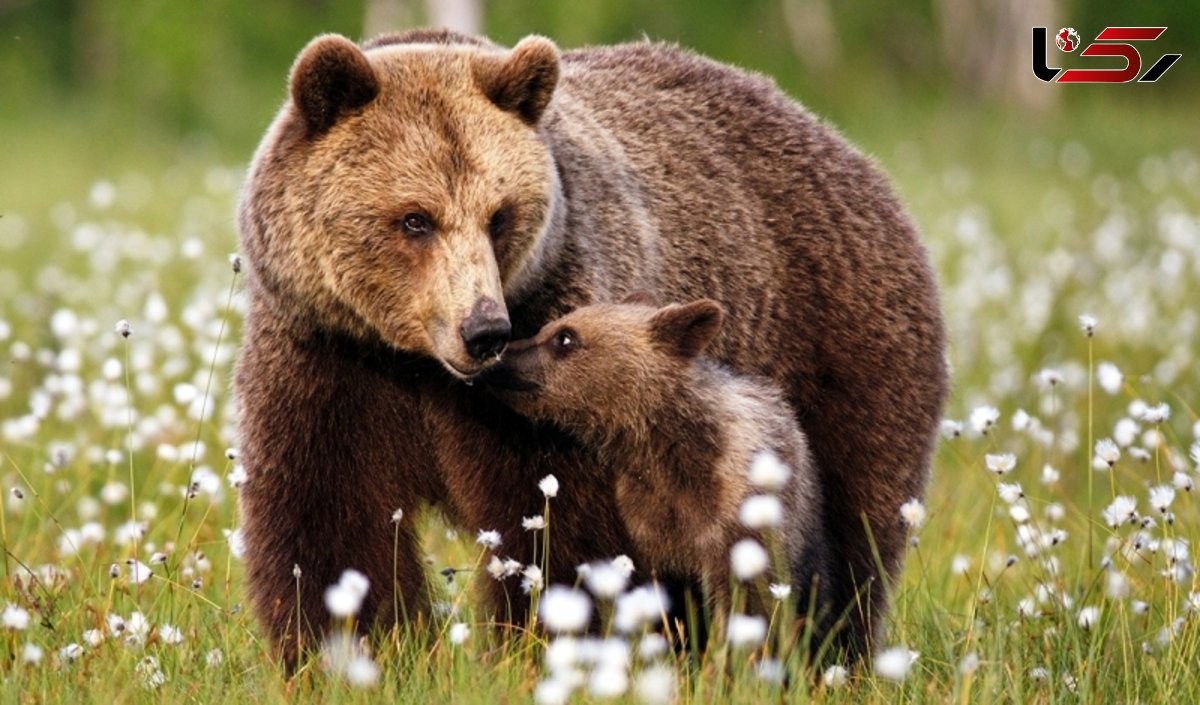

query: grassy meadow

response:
[1,87,1199,703]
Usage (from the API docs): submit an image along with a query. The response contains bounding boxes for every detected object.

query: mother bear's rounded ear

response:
[473,36,560,125]
[290,34,380,137]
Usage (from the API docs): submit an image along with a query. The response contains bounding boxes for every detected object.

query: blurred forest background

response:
[1,0,1197,214]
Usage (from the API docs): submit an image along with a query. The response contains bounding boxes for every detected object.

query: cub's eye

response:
[397,212,435,237]
[553,328,579,354]
[488,206,511,240]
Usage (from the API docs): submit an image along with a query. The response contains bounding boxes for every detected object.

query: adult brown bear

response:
[235,28,946,666]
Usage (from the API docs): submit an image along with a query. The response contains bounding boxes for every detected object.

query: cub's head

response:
[239,31,562,378]
[484,298,725,438]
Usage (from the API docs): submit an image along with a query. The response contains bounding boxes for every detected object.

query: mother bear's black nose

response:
[461,298,511,361]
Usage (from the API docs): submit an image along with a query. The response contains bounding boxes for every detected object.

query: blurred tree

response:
[365,0,480,38]
[365,0,417,38]
[781,0,839,72]
[936,0,1059,110]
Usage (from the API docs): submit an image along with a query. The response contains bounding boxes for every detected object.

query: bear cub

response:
[485,297,832,628]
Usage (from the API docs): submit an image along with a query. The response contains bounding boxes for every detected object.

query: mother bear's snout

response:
[460,297,511,361]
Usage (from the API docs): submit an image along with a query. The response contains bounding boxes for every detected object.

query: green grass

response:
[0,98,1198,702]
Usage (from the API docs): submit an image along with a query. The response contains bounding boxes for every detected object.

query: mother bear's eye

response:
[488,205,511,240]
[397,212,435,237]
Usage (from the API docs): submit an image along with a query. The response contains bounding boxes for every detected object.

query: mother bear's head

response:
[238,31,562,378]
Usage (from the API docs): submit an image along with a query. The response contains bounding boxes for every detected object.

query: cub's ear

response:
[649,299,725,359]
[290,34,379,137]
[473,35,560,125]
[620,290,658,307]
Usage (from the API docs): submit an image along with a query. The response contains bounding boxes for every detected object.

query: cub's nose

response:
[460,298,511,362]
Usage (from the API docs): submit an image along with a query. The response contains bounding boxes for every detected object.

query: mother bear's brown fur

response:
[235,28,946,666]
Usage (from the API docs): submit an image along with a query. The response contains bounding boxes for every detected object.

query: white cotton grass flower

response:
[1011,408,1032,432]
[958,652,980,675]
[124,612,149,646]
[725,613,767,648]
[874,646,917,682]
[755,658,786,685]
[985,453,1016,475]
[634,664,676,705]
[1078,314,1097,337]
[638,633,669,661]
[1077,606,1101,629]
[614,584,669,633]
[1174,472,1194,492]
[769,583,792,600]
[324,568,371,618]
[159,624,184,645]
[126,560,153,585]
[951,554,970,576]
[523,515,546,531]
[390,508,404,524]
[739,494,783,528]
[1140,403,1170,424]
[1106,571,1130,600]
[730,539,769,581]
[539,474,559,498]
[969,406,1000,435]
[22,643,44,665]
[1044,503,1065,522]
[1009,505,1031,524]
[588,666,629,699]
[1114,418,1140,447]
[899,498,927,529]
[539,586,592,633]
[823,664,849,688]
[206,648,224,668]
[997,482,1024,504]
[228,253,243,273]
[3,603,30,630]
[1191,440,1200,466]
[522,565,545,594]
[59,643,84,662]
[487,555,521,581]
[1150,485,1176,514]
[611,555,635,577]
[1041,464,1060,484]
[534,678,574,705]
[448,622,470,645]
[1036,368,1063,389]
[114,319,132,338]
[475,529,502,549]
[1097,362,1123,395]
[940,419,963,439]
[543,636,581,673]
[321,633,379,689]
[1102,496,1138,528]
[582,561,628,600]
[137,656,166,690]
[82,629,104,647]
[748,450,790,491]
[226,528,245,560]
[1093,439,1120,469]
